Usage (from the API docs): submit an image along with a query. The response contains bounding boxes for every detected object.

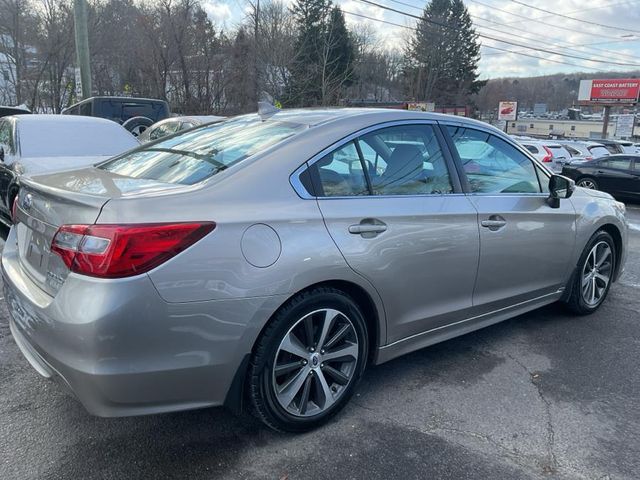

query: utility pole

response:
[254,0,260,103]
[601,105,611,139]
[73,0,92,100]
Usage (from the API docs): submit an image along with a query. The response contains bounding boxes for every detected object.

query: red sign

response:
[582,79,640,104]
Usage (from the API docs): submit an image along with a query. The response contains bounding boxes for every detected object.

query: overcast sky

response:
[201,0,640,79]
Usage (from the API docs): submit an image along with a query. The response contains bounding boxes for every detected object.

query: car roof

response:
[167,115,225,124]
[7,113,119,127]
[237,107,496,131]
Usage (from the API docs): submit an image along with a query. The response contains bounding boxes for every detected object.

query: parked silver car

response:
[3,109,628,432]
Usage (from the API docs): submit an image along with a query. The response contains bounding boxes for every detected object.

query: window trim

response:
[439,122,551,196]
[290,120,463,199]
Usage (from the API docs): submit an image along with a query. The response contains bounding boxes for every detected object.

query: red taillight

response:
[541,146,553,163]
[585,156,593,161]
[11,196,18,224]
[51,222,215,278]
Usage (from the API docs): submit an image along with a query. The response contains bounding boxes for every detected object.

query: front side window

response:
[448,127,541,194]
[100,117,305,185]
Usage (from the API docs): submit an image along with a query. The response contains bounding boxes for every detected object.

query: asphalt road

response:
[1,206,639,480]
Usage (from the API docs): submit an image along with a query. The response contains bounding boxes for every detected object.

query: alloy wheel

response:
[581,241,613,306]
[272,308,359,417]
[578,179,597,189]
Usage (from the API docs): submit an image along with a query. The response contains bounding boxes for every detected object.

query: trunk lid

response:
[15,179,109,296]
[14,168,182,296]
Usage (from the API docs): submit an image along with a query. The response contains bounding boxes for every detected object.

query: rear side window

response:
[308,124,453,197]
[99,117,304,185]
[564,145,580,156]
[314,141,368,197]
[602,157,632,170]
[523,145,539,154]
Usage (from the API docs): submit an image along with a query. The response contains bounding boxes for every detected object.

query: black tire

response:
[564,230,616,315]
[122,116,154,136]
[248,287,368,432]
[576,177,599,190]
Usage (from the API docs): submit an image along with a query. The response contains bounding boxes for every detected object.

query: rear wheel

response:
[564,230,615,315]
[248,288,368,432]
[577,177,598,190]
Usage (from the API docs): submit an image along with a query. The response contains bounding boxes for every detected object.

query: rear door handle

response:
[481,215,507,231]
[349,219,387,238]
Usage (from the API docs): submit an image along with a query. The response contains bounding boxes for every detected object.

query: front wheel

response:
[564,230,616,315]
[248,288,368,432]
[577,177,598,190]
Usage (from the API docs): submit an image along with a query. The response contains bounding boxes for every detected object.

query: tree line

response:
[0,0,482,115]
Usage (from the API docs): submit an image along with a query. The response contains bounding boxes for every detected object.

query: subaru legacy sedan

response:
[3,109,628,432]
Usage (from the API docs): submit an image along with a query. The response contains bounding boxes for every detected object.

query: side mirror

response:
[547,174,575,208]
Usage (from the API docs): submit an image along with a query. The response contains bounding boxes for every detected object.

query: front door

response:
[309,123,480,343]
[445,126,576,311]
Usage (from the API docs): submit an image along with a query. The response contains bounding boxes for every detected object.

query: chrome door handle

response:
[481,220,506,228]
[348,224,387,234]
[481,215,507,231]
[349,219,387,238]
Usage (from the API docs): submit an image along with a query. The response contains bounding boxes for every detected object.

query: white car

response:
[0,114,139,224]
[137,115,225,143]
[558,140,610,162]
[514,139,571,172]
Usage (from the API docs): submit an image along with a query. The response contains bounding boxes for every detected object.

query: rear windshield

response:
[98,117,305,185]
[588,146,610,158]
[547,145,566,154]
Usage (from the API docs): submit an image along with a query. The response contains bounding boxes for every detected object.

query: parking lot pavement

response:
[1,207,639,480]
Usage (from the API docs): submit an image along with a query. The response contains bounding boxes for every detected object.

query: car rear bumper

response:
[2,227,286,417]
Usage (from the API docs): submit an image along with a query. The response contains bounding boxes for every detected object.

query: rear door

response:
[306,122,480,343]
[595,157,636,196]
[444,125,576,311]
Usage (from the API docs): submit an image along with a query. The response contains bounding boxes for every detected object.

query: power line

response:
[508,0,640,35]
[386,0,640,62]
[500,0,640,26]
[353,0,640,67]
[466,0,628,41]
[471,17,640,64]
[341,10,602,71]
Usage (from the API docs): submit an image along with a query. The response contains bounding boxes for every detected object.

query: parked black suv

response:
[62,96,170,136]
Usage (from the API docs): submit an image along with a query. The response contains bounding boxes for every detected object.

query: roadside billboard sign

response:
[407,102,435,112]
[578,79,640,105]
[498,101,517,121]
[615,114,635,138]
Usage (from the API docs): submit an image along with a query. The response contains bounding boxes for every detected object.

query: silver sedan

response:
[3,109,628,432]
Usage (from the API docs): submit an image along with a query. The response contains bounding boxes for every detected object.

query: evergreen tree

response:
[406,0,482,105]
[287,0,331,105]
[320,6,355,105]
[287,0,354,106]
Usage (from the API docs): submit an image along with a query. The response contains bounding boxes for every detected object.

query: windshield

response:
[98,117,305,185]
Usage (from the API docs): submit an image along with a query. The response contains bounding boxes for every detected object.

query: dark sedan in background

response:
[562,154,640,201]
